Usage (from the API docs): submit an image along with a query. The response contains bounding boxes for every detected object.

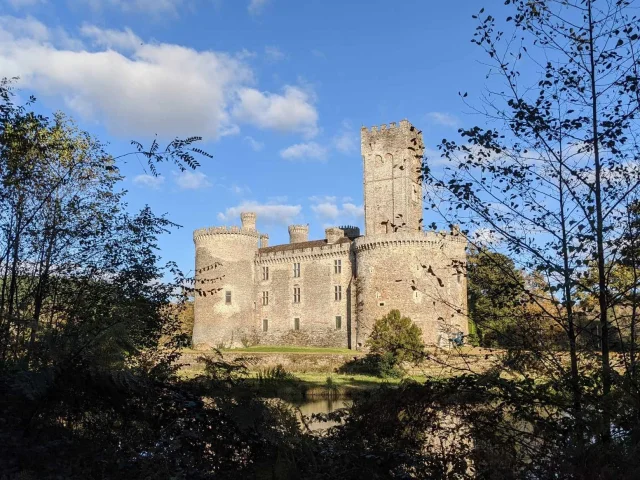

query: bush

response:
[337,353,403,378]
[366,310,425,365]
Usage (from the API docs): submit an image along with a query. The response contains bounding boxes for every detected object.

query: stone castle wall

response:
[192,227,259,348]
[362,120,424,235]
[256,241,353,347]
[192,118,469,351]
[354,231,468,347]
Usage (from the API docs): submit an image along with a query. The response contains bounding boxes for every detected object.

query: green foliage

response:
[337,352,404,378]
[467,249,524,347]
[366,309,424,365]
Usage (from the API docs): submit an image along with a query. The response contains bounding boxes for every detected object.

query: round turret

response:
[288,224,309,244]
[192,217,260,349]
[241,211,257,231]
[354,231,467,349]
[339,225,361,239]
[325,227,344,244]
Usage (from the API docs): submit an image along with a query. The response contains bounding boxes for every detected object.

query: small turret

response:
[339,225,361,240]
[260,234,269,247]
[288,224,309,244]
[241,211,257,231]
[325,227,344,244]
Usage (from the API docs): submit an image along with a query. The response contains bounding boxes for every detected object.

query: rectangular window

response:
[225,291,232,304]
[334,285,342,301]
[293,287,301,303]
[334,259,342,274]
[293,262,301,278]
[294,317,300,331]
[262,291,269,306]
[335,316,342,330]
[262,318,268,332]
[262,266,269,281]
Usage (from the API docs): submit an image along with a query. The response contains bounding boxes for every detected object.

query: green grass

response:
[220,345,356,355]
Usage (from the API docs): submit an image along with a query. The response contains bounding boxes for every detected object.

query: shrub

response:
[337,353,403,378]
[366,310,425,365]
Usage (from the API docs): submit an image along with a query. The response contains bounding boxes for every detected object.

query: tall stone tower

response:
[361,119,424,235]
[355,120,467,348]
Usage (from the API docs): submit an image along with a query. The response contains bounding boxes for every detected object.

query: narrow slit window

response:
[335,316,342,330]
[225,291,232,304]
[294,317,300,331]
[262,318,268,332]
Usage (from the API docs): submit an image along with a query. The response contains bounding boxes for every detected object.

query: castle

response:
[192,119,468,350]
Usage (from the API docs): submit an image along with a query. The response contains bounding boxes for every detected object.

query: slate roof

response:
[258,236,351,254]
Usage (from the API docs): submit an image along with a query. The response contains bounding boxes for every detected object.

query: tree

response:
[419,0,640,461]
[366,309,424,364]
[467,249,525,346]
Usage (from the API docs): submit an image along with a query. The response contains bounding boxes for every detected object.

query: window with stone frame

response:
[262,318,268,332]
[294,317,300,331]
[293,287,301,303]
[334,259,342,274]
[293,262,301,278]
[262,266,269,281]
[334,285,342,301]
[335,316,342,330]
[262,291,269,306]
[225,291,232,304]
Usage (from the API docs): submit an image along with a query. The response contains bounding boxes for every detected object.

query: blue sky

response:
[0,0,502,276]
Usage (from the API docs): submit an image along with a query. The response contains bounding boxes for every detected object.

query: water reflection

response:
[287,397,351,431]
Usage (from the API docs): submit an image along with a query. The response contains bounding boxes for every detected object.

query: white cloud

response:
[280,142,327,161]
[218,200,301,225]
[248,0,269,15]
[174,170,212,190]
[7,0,45,8]
[244,135,264,151]
[311,49,325,59]
[426,111,459,128]
[229,184,251,195]
[80,24,142,52]
[233,85,318,137]
[311,202,340,219]
[341,203,364,217]
[264,45,284,62]
[133,174,165,189]
[0,19,321,140]
[309,195,337,203]
[77,0,185,15]
[333,130,357,154]
[310,200,364,221]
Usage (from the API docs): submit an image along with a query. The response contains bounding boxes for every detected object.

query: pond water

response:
[285,397,351,431]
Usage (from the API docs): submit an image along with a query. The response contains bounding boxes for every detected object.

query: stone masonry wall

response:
[362,120,424,235]
[255,241,353,347]
[192,228,259,348]
[354,231,468,348]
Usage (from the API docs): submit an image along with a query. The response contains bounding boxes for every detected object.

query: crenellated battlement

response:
[353,230,467,255]
[361,119,414,135]
[192,118,468,352]
[257,240,352,264]
[193,225,261,242]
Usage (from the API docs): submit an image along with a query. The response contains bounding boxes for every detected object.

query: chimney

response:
[241,212,256,231]
[325,227,344,244]
[260,234,269,248]
[288,224,309,244]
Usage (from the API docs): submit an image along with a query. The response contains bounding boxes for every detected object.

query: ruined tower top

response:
[361,119,424,236]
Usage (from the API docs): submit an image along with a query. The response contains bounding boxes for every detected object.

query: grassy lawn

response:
[220,345,356,355]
